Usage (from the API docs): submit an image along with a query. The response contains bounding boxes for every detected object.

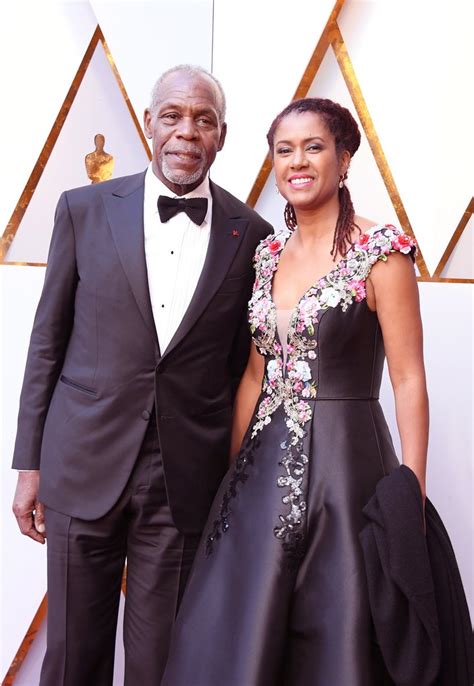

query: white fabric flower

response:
[267,359,280,381]
[293,360,311,382]
[319,287,341,307]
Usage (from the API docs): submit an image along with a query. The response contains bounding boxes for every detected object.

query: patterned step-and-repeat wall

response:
[1,1,472,683]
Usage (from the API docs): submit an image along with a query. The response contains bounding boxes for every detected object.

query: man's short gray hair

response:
[149,64,226,124]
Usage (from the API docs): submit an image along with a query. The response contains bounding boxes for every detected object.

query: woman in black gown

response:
[162,98,427,685]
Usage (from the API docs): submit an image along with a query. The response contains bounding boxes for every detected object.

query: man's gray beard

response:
[160,155,207,187]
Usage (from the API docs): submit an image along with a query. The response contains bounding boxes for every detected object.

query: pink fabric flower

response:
[268,240,282,254]
[392,233,415,254]
[348,280,366,302]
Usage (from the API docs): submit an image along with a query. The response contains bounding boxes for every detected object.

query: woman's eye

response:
[308,144,322,152]
[276,147,291,155]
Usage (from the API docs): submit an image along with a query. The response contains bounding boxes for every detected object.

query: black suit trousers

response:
[39,415,200,686]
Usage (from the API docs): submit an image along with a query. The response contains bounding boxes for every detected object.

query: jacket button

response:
[141,410,151,420]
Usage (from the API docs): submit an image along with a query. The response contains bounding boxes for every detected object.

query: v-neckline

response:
[270,224,384,313]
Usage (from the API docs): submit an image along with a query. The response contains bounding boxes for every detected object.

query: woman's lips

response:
[288,175,314,188]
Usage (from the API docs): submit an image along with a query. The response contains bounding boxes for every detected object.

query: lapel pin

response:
[231,229,240,238]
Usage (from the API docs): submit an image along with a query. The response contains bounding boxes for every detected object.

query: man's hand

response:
[12,471,46,544]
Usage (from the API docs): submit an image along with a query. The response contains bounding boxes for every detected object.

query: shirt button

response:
[141,410,151,420]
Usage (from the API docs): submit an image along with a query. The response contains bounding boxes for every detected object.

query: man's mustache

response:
[163,146,203,159]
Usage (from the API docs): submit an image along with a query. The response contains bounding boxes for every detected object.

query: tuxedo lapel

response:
[102,172,159,347]
[160,183,249,361]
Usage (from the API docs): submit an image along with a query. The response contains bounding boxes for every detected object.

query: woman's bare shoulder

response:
[355,215,380,232]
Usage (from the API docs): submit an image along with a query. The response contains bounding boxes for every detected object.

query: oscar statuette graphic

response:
[85,133,115,183]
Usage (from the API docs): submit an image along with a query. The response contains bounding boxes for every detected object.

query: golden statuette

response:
[85,133,115,183]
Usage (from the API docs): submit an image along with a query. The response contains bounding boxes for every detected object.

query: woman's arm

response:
[230,342,265,460]
[367,252,429,499]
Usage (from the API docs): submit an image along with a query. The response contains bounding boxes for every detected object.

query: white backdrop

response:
[1,1,472,683]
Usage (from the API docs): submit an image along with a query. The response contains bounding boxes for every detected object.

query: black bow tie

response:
[157,195,208,226]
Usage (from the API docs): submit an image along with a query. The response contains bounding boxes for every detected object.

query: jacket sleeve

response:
[12,191,78,469]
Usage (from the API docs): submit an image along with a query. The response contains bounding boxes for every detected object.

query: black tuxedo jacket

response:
[12,171,272,533]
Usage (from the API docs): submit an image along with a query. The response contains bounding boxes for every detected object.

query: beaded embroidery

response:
[206,436,258,555]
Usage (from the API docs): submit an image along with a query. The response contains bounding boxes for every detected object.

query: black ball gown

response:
[162,225,417,686]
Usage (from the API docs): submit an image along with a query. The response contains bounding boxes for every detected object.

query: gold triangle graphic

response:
[329,25,429,279]
[246,6,430,280]
[247,0,345,208]
[432,198,473,283]
[1,593,47,686]
[0,25,151,266]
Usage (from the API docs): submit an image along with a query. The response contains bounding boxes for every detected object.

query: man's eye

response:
[162,113,179,121]
[197,117,212,126]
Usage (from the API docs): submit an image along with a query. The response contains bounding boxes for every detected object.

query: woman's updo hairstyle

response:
[267,98,361,258]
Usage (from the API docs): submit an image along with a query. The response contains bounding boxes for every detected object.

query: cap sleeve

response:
[252,230,290,292]
[359,224,417,269]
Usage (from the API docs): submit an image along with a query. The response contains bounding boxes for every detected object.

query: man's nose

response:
[176,116,198,139]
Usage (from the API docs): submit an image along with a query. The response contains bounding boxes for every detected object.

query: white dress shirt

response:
[143,164,212,353]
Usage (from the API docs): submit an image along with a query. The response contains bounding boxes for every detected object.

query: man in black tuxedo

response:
[12,64,272,685]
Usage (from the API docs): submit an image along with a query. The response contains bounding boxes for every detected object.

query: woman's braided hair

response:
[267,98,361,257]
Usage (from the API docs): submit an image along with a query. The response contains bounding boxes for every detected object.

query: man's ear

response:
[143,109,153,139]
[218,122,227,151]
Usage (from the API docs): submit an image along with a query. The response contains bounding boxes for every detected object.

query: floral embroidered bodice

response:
[206,224,416,557]
[246,224,416,548]
[249,224,415,438]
